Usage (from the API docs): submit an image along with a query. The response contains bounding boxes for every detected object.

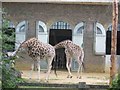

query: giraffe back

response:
[19,37,55,59]
[54,40,72,49]
[54,40,83,59]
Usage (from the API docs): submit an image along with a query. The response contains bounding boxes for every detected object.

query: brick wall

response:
[3,2,119,72]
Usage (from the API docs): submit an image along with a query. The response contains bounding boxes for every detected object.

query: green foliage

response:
[1,13,24,88]
[2,19,15,52]
[2,58,24,88]
[109,74,120,90]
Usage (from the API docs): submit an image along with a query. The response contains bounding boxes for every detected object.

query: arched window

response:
[97,27,102,34]
[36,21,47,33]
[38,25,44,32]
[107,24,120,31]
[51,21,71,29]
[16,21,27,33]
[19,25,25,32]
[96,23,106,35]
[77,26,84,34]
[15,21,27,49]
[94,22,106,55]
[74,22,84,35]
[36,21,47,43]
[73,22,84,48]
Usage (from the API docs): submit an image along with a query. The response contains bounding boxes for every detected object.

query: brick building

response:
[1,0,120,73]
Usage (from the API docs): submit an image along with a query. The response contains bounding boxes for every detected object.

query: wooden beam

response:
[110,0,118,86]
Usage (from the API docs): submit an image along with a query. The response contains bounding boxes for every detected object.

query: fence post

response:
[110,0,118,86]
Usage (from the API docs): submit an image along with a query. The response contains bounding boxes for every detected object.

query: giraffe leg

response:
[65,49,72,78]
[37,60,40,81]
[77,49,84,79]
[66,57,72,78]
[77,55,83,79]
[77,62,82,79]
[45,57,53,82]
[69,58,72,69]
[29,63,34,79]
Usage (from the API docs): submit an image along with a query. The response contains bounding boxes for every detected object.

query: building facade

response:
[2,0,120,73]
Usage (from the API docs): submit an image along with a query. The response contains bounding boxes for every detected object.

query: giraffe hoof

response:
[67,75,70,78]
[77,76,82,79]
[67,75,73,78]
[45,80,49,83]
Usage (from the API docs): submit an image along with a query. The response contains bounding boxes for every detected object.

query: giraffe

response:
[54,40,84,79]
[14,37,56,81]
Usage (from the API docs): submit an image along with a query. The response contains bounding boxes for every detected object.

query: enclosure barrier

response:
[18,82,109,89]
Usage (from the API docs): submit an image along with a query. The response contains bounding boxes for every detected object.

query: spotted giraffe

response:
[54,40,84,79]
[14,37,56,81]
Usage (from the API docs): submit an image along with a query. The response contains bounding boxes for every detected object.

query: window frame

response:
[36,21,47,35]
[50,21,71,30]
[73,22,84,35]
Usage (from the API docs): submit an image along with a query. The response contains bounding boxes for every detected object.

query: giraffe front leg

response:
[45,57,53,82]
[29,63,34,79]
[37,60,41,81]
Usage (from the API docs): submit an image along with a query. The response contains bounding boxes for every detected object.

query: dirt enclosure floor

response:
[21,70,110,85]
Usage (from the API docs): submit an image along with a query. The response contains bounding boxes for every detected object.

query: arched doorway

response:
[15,21,28,49]
[94,22,106,55]
[49,21,72,70]
[72,22,85,71]
[106,24,120,73]
[36,21,48,43]
[73,22,84,47]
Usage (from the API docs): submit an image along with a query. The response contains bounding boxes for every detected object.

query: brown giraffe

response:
[14,37,56,81]
[54,40,84,79]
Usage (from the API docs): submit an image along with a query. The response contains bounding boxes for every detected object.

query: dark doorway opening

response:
[106,31,120,55]
[49,29,72,70]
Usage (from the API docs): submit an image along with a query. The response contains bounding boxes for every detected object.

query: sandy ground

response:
[21,70,110,85]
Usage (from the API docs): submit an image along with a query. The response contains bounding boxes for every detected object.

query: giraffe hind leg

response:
[77,57,83,79]
[45,56,54,82]
[77,63,82,79]
[66,57,73,78]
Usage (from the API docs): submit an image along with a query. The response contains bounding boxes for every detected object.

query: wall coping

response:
[1,0,116,5]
